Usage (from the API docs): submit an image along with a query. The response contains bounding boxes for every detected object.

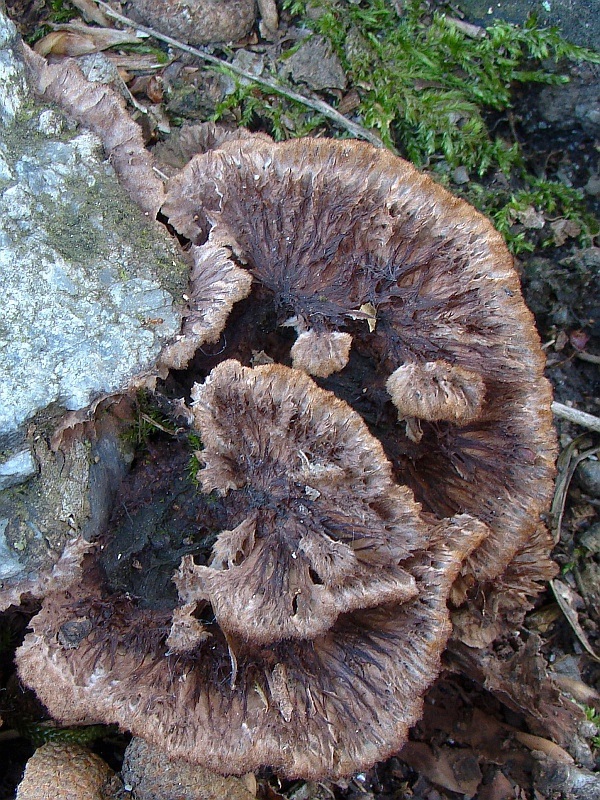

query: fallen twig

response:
[577,351,600,365]
[552,401,600,433]
[550,436,600,542]
[91,0,388,149]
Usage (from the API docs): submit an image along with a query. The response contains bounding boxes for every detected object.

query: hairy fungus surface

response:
[16,131,558,779]
[161,136,556,601]
[17,361,488,778]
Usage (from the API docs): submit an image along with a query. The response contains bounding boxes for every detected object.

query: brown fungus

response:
[159,243,253,370]
[17,361,487,779]
[15,133,558,779]
[160,136,556,613]
[23,48,165,216]
[290,329,353,378]
[179,360,424,643]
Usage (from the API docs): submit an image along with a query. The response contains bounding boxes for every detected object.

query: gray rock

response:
[452,166,470,185]
[576,459,600,498]
[0,5,187,448]
[0,126,183,442]
[0,449,37,490]
[0,3,189,607]
[584,174,600,197]
[537,70,600,137]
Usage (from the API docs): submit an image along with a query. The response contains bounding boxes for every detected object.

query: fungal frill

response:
[17,361,488,778]
[160,136,557,621]
[16,132,558,778]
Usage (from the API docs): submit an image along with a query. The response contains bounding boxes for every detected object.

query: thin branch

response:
[552,401,600,433]
[577,351,600,365]
[92,0,388,150]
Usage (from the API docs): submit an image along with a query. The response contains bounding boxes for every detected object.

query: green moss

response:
[121,390,178,449]
[19,721,117,748]
[463,177,599,254]
[278,0,599,170]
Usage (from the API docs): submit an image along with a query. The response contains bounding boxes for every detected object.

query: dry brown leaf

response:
[34,22,141,57]
[551,674,600,708]
[447,636,586,749]
[400,741,482,797]
[516,206,546,229]
[71,0,112,25]
[551,579,600,663]
[103,52,169,72]
[513,731,574,763]
[34,31,99,57]
[477,770,517,800]
[550,218,582,246]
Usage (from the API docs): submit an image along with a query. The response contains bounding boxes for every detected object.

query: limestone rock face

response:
[0,2,187,608]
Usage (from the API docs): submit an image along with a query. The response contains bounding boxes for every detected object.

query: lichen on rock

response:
[0,1,188,609]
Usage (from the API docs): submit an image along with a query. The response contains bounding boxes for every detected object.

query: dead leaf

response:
[550,218,581,246]
[513,731,574,764]
[516,206,546,229]
[34,22,141,57]
[347,302,377,331]
[552,579,600,662]
[478,770,516,800]
[447,636,586,748]
[551,674,600,708]
[400,741,482,797]
[34,31,100,57]
[550,438,600,543]
[70,0,111,25]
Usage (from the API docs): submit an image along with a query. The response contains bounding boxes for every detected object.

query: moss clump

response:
[214,0,598,253]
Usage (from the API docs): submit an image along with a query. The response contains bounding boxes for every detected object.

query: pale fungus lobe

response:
[290,330,353,378]
[159,243,253,370]
[181,360,423,643]
[386,360,486,424]
[17,361,487,779]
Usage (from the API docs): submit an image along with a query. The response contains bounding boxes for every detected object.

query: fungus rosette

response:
[17,360,486,778]
[16,135,558,778]
[161,137,556,603]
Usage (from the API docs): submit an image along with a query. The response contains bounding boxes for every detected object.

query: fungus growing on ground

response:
[17,361,488,778]
[160,137,557,625]
[290,329,353,378]
[16,132,558,778]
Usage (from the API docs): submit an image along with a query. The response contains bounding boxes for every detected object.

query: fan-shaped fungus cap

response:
[16,742,113,800]
[178,359,422,643]
[160,137,556,614]
[17,362,487,779]
[159,243,252,370]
